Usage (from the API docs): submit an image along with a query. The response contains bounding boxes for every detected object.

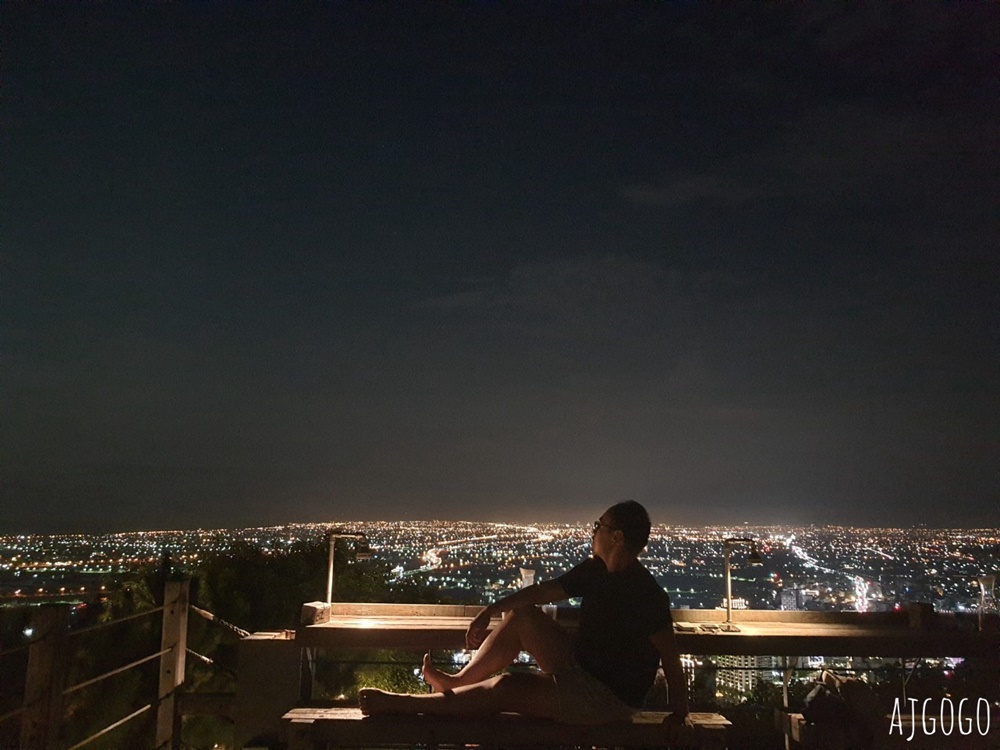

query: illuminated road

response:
[391,529,565,582]
[789,544,873,612]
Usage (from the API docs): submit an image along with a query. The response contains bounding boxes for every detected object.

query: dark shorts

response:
[552,657,633,725]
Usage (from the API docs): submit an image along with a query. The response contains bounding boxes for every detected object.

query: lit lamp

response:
[326,529,373,604]
[724,537,764,623]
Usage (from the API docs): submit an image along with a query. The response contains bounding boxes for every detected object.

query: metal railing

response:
[6,597,998,748]
[191,603,250,639]
[0,583,190,750]
[68,605,165,638]
[0,582,252,750]
[65,704,153,750]
[64,647,170,697]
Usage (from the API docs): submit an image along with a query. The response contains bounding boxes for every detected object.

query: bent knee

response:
[481,673,508,690]
[490,671,544,694]
[488,672,559,718]
[506,605,531,618]
[487,671,522,695]
[505,604,547,624]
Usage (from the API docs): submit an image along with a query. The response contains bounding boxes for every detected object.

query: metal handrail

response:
[0,589,187,747]
[186,647,236,679]
[65,703,152,750]
[0,703,29,725]
[68,606,165,638]
[186,647,214,666]
[63,648,171,696]
[0,642,34,659]
[190,604,250,638]
[1,606,164,660]
[0,632,50,659]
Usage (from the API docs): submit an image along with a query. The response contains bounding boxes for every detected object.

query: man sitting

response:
[360,500,691,727]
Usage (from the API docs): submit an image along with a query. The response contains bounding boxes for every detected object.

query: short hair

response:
[607,500,651,554]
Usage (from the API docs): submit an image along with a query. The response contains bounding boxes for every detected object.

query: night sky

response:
[4,3,998,533]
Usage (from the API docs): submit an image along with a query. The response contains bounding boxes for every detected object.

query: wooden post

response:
[20,604,71,750]
[782,655,793,750]
[155,580,189,750]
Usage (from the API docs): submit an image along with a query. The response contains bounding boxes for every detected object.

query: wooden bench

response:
[285,707,731,749]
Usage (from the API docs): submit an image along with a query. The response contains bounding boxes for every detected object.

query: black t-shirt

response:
[557,556,674,708]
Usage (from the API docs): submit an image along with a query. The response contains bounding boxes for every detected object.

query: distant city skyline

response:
[4,4,997,533]
[3,521,996,616]
[5,511,1000,537]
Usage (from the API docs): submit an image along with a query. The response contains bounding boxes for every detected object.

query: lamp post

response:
[326,530,372,604]
[724,537,763,623]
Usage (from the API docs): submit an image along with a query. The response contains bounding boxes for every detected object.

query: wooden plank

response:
[283,707,730,724]
[329,603,489,618]
[298,615,1000,657]
[297,615,505,650]
[282,707,730,749]
[319,603,980,628]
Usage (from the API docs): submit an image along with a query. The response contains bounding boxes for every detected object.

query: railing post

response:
[156,580,189,750]
[20,604,71,750]
[782,655,793,750]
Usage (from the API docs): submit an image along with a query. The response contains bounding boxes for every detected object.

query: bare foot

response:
[421,652,459,692]
[359,688,398,716]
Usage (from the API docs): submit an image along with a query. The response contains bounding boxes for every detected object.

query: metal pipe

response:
[64,648,170,695]
[0,704,28,726]
[68,606,165,638]
[325,531,370,604]
[326,535,336,604]
[65,703,152,750]
[723,537,762,623]
[725,544,733,623]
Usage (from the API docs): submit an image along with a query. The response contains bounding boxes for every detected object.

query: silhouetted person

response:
[360,501,691,728]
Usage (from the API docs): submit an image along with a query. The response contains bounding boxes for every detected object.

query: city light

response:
[1,522,996,618]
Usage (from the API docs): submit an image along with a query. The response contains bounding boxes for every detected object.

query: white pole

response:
[725,544,733,623]
[326,536,336,604]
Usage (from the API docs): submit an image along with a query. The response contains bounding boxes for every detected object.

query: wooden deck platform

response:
[284,707,731,750]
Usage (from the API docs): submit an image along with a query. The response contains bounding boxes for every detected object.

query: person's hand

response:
[664,711,694,732]
[465,607,493,649]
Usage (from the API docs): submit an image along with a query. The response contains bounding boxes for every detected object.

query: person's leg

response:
[360,672,560,719]
[422,606,573,691]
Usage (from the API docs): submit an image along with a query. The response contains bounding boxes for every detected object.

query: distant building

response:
[780,588,817,610]
[715,654,777,695]
[728,596,750,611]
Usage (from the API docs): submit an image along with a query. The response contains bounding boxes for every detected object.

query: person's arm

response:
[466,579,568,648]
[649,628,691,723]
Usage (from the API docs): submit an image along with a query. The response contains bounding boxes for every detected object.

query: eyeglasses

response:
[591,520,619,534]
